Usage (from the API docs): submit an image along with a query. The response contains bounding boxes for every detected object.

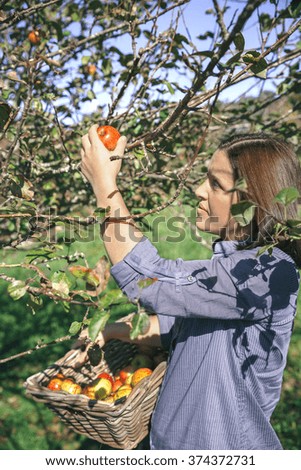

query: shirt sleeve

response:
[110,237,299,323]
[156,314,176,351]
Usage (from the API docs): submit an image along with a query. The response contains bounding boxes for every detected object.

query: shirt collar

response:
[212,238,251,257]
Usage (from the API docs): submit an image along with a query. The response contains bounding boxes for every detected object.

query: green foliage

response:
[230,201,255,227]
[274,187,300,206]
[130,311,151,340]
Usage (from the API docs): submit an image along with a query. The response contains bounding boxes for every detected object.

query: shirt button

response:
[187,275,194,282]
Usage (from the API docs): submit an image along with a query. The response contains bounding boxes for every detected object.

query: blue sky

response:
[153,0,291,101]
[63,1,296,119]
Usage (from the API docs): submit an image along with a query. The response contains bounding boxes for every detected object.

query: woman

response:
[80,127,301,450]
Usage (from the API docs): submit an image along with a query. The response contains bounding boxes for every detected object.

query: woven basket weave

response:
[24,339,167,449]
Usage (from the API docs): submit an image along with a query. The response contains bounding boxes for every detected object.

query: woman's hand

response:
[81,124,127,206]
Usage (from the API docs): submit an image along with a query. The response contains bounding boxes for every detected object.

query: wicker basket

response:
[24,339,167,449]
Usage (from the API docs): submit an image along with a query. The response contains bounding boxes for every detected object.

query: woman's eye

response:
[210,178,220,189]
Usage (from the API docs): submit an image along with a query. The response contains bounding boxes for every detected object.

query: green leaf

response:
[51,271,71,298]
[226,52,242,66]
[88,309,110,342]
[138,277,158,289]
[10,175,34,201]
[0,101,12,130]
[163,80,175,95]
[85,270,100,287]
[288,0,301,18]
[130,312,150,340]
[69,265,90,279]
[87,90,96,100]
[256,244,275,257]
[234,32,245,51]
[69,265,100,287]
[286,219,301,228]
[230,201,256,227]
[69,321,82,335]
[81,56,91,65]
[99,289,124,309]
[242,51,268,77]
[242,50,261,64]
[195,50,214,58]
[109,302,138,323]
[274,187,300,206]
[234,177,248,193]
[8,280,27,300]
[250,58,268,77]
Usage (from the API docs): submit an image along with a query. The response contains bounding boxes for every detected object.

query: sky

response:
[63,0,296,118]
[151,0,292,101]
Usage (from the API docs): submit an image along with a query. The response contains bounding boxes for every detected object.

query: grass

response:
[0,205,300,449]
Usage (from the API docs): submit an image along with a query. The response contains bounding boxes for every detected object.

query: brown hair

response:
[219,133,301,267]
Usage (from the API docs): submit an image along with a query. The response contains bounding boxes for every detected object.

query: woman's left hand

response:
[81,124,127,206]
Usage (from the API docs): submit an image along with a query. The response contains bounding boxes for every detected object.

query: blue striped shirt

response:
[110,237,300,449]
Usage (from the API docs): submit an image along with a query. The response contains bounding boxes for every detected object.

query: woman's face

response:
[195,150,239,239]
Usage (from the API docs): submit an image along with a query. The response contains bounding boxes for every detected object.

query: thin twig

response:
[0,0,61,30]
[0,335,72,364]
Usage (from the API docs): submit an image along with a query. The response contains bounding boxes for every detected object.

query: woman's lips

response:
[197,205,208,214]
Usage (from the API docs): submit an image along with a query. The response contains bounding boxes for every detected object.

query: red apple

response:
[97,125,120,151]
[119,365,135,384]
[47,377,63,391]
[112,379,123,393]
[97,372,114,387]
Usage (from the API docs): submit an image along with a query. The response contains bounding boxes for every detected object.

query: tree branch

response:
[0,335,72,364]
[0,0,62,30]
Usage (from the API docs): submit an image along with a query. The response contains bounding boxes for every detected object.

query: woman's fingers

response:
[81,133,91,152]
[114,135,127,155]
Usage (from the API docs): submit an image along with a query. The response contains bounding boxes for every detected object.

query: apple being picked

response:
[131,354,153,370]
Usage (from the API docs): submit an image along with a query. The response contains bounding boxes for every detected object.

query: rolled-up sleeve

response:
[110,237,299,323]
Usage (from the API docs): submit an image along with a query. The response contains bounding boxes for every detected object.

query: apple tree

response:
[0,0,300,363]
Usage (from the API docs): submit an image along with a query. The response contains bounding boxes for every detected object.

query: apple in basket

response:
[113,384,132,402]
[112,378,123,393]
[82,385,96,400]
[102,395,115,404]
[131,353,154,370]
[61,378,82,395]
[131,368,153,387]
[97,372,114,387]
[119,365,135,385]
[47,376,64,391]
[93,377,112,400]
